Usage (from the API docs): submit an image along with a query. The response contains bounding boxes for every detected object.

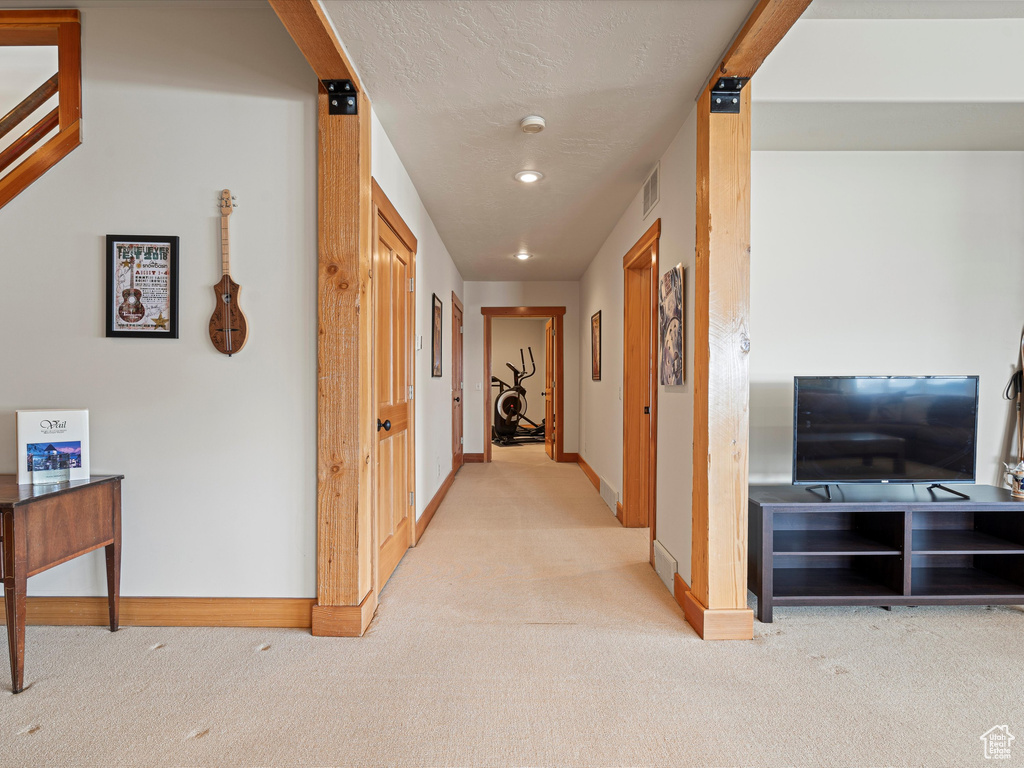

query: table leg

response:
[4,569,27,694]
[105,483,121,632]
[104,544,120,631]
[3,508,28,694]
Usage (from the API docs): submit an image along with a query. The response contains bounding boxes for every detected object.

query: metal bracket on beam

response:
[323,80,358,115]
[710,77,749,114]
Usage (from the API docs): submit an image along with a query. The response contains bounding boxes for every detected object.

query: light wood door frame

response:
[482,307,566,463]
[543,319,555,460]
[452,292,464,472]
[622,220,660,547]
[371,178,417,596]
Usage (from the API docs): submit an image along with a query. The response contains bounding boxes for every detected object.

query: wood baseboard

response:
[557,451,580,463]
[416,467,455,543]
[674,573,691,603]
[616,501,623,521]
[5,597,316,628]
[311,591,377,637]
[577,455,599,490]
[463,453,485,463]
[679,588,753,640]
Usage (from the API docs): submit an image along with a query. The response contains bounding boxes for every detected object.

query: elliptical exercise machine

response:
[491,347,546,446]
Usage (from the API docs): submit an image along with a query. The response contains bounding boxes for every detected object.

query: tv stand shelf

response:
[749,484,1024,622]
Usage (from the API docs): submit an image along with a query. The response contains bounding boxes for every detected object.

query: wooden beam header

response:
[268,0,363,89]
[717,0,811,80]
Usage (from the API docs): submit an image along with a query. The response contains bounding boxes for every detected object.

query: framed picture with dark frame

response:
[431,293,443,377]
[591,310,602,381]
[105,235,179,339]
[659,263,684,385]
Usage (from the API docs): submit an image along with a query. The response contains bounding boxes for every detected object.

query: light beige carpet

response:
[2,443,1023,767]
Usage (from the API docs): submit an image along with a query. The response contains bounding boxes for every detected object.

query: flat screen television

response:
[793,376,979,485]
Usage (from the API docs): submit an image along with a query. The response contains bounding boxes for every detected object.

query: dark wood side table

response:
[1,474,122,693]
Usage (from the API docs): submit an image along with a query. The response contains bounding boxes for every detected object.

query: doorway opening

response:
[482,307,565,463]
[489,316,549,457]
[622,220,660,554]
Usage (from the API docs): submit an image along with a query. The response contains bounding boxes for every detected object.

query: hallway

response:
[395,443,678,632]
[3,453,1022,766]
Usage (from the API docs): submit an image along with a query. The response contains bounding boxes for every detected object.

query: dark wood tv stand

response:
[749,484,1024,622]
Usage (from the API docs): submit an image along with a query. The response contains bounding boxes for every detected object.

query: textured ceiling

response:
[323,0,755,280]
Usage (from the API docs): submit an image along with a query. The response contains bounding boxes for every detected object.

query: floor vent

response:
[599,478,617,515]
[653,539,677,593]
[642,162,659,219]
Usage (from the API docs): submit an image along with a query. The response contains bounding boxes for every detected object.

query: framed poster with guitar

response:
[105,235,179,338]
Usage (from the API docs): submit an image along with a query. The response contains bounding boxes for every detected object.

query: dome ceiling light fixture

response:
[514,170,544,183]
[520,115,546,134]
[515,252,532,261]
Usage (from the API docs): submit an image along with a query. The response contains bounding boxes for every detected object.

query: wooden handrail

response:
[0,107,59,173]
[0,73,58,142]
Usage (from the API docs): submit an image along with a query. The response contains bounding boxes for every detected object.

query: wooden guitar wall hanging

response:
[210,189,249,356]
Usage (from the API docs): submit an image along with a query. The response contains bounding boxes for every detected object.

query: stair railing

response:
[0,11,81,211]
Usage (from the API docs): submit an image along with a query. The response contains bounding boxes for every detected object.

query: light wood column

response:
[270,0,375,636]
[310,84,375,636]
[685,0,811,642]
[687,82,754,641]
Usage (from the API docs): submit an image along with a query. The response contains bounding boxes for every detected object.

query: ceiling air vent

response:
[642,162,660,219]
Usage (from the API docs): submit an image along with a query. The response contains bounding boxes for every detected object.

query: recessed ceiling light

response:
[520,115,546,134]
[514,170,543,183]
[515,252,532,261]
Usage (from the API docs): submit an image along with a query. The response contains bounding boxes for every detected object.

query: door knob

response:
[454,397,461,403]
[377,419,391,432]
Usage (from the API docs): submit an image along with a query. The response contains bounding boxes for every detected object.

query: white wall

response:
[0,3,317,597]
[578,108,698,587]
[370,111,465,514]
[491,318,548,414]
[463,282,580,455]
[757,18,1024,104]
[750,151,1024,488]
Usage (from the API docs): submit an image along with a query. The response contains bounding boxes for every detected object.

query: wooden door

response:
[622,227,661,531]
[623,266,652,527]
[544,319,555,459]
[375,213,413,588]
[452,295,464,470]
